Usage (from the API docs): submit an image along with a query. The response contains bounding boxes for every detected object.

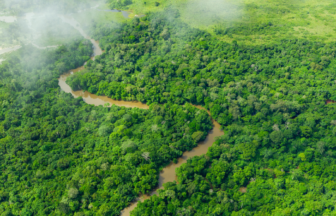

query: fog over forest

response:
[0,0,106,53]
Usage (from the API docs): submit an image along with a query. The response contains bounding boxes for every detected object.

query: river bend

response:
[58,16,223,216]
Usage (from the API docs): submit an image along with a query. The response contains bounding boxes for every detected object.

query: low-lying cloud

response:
[181,0,242,26]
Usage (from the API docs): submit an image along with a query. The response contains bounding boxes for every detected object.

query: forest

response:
[106,0,336,44]
[67,6,336,216]
[0,39,212,214]
[1,0,336,215]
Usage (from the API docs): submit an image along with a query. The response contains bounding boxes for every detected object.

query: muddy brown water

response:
[58,16,223,216]
[58,67,149,109]
[326,100,336,105]
[120,117,223,215]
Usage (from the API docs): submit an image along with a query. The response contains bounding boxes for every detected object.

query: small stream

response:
[56,15,224,216]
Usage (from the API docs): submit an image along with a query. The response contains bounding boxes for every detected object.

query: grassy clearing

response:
[72,4,126,32]
[116,0,336,44]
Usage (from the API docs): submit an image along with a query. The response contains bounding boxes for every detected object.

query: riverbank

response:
[58,15,223,216]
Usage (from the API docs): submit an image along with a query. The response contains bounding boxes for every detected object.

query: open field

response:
[112,0,336,44]
[72,3,126,32]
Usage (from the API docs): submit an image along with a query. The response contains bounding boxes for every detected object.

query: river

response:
[0,6,134,57]
[58,16,224,216]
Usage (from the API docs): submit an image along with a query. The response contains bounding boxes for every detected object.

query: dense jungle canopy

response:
[1,0,336,215]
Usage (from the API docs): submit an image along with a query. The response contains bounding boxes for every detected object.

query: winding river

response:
[58,16,223,216]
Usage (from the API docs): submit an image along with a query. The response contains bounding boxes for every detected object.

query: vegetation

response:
[27,15,83,47]
[109,0,133,10]
[72,5,125,42]
[65,7,336,215]
[133,104,336,215]
[2,0,336,215]
[0,21,20,48]
[0,39,212,215]
[107,0,336,44]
